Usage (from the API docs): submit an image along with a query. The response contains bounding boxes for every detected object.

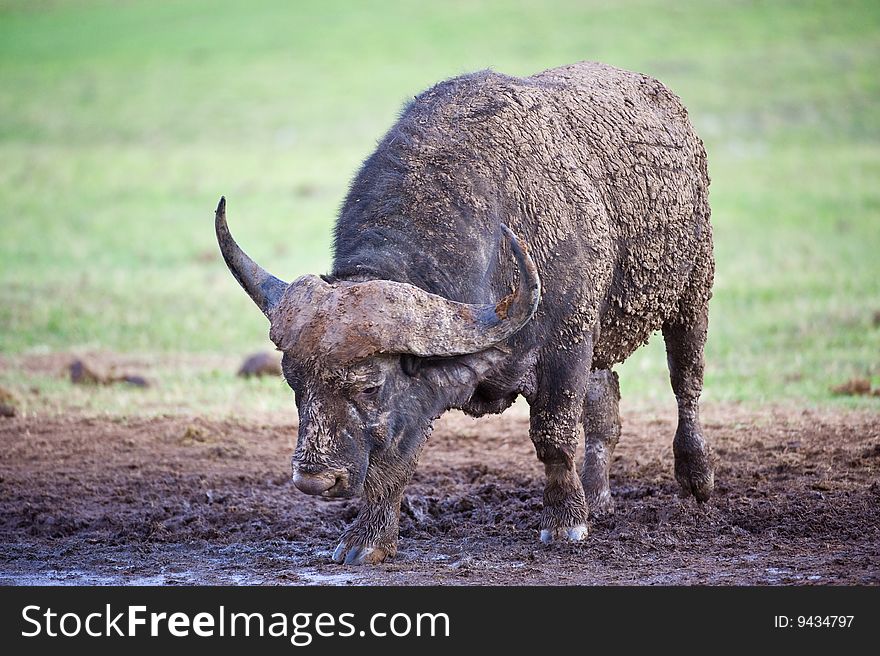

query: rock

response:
[237,351,282,378]
[830,378,873,396]
[0,385,18,405]
[70,359,150,388]
[121,375,150,388]
[70,359,107,385]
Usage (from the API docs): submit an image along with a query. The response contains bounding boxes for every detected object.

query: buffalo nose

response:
[292,470,340,495]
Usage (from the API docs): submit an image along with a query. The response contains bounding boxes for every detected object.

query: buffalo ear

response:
[400,354,422,377]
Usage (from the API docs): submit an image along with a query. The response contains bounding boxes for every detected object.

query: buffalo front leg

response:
[662,307,714,503]
[580,369,621,516]
[332,494,402,565]
[530,353,591,543]
[331,447,423,565]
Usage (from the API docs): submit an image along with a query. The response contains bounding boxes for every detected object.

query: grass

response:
[1,0,878,415]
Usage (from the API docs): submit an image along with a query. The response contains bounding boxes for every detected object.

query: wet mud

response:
[1,404,878,585]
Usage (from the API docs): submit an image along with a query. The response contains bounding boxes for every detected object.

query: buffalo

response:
[216,61,714,564]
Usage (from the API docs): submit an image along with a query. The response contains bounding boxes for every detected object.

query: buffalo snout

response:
[292,466,349,496]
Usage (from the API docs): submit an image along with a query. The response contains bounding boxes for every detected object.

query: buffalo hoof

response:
[674,450,714,504]
[332,542,389,565]
[586,490,615,518]
[676,468,714,504]
[539,523,589,544]
[673,430,715,503]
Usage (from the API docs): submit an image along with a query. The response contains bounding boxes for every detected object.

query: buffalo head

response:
[214,197,540,498]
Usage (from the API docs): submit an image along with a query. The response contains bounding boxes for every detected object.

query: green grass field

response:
[1,0,878,414]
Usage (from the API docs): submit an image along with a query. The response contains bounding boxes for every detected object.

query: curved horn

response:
[214,197,287,318]
[439,223,542,353]
[269,224,540,362]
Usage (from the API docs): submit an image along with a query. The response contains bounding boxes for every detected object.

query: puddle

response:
[2,570,169,586]
[295,569,360,585]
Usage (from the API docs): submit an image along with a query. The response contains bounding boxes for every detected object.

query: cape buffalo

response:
[216,61,714,564]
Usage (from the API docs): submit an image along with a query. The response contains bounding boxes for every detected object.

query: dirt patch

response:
[0,404,878,585]
[1,351,236,381]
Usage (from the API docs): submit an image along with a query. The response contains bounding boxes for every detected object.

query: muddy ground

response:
[1,403,878,585]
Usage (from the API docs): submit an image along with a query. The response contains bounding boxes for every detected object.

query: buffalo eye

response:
[359,384,381,398]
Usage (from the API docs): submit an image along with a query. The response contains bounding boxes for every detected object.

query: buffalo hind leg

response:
[580,369,621,516]
[530,350,591,543]
[662,307,714,502]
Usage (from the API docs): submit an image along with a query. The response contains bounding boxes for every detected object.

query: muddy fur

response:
[219,61,714,564]
[333,62,713,370]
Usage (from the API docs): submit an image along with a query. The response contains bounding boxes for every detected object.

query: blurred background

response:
[0,0,878,416]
